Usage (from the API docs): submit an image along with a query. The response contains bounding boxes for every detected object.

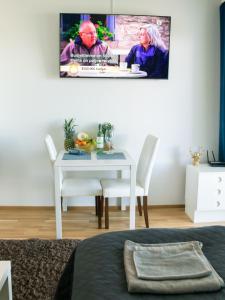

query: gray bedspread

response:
[71,226,225,300]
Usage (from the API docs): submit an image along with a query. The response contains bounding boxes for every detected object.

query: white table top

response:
[0,261,11,291]
[55,150,135,168]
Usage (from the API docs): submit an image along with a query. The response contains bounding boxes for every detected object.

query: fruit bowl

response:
[76,143,96,153]
[75,139,96,153]
[75,132,97,153]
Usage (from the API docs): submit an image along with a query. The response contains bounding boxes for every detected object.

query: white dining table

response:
[54,150,136,239]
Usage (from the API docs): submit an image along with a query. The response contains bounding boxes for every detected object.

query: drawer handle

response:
[217,201,221,207]
[218,177,222,183]
[217,189,222,195]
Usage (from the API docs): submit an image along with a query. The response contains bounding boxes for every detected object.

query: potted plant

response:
[65,21,113,42]
[102,122,114,150]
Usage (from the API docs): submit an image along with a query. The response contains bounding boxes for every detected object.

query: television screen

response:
[60,13,171,79]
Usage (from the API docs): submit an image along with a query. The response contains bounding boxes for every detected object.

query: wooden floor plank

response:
[0,206,224,239]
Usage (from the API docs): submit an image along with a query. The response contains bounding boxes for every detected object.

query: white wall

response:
[0,0,221,206]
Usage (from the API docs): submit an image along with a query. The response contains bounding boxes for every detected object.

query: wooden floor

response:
[0,206,225,240]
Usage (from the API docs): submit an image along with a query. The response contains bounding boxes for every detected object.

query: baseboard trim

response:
[0,204,185,209]
[150,204,184,209]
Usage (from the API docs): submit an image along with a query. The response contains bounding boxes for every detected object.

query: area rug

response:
[0,239,80,300]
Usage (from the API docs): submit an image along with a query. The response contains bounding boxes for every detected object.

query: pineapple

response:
[64,118,76,150]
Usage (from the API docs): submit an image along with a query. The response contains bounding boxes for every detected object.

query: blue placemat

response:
[97,152,126,160]
[62,153,91,160]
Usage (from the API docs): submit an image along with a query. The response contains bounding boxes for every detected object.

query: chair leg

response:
[101,196,104,217]
[62,197,68,212]
[137,196,142,216]
[143,196,149,228]
[98,196,103,229]
[95,196,99,216]
[105,197,109,229]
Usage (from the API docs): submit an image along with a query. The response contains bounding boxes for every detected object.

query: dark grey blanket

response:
[55,226,225,300]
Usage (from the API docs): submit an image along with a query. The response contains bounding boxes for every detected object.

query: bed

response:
[54,226,225,300]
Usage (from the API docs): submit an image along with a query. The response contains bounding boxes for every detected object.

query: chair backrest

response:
[136,134,160,195]
[45,134,57,163]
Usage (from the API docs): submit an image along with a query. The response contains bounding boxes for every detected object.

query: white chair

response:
[45,134,103,227]
[100,134,160,229]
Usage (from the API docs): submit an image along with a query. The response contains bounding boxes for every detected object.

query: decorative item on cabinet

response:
[189,147,204,166]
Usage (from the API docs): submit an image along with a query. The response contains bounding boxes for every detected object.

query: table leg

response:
[0,262,12,300]
[130,164,136,229]
[6,267,12,300]
[117,170,126,210]
[54,167,62,239]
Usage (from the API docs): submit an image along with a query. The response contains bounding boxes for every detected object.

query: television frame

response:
[59,13,171,79]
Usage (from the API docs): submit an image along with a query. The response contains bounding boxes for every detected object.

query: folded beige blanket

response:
[124,240,224,294]
[133,242,211,280]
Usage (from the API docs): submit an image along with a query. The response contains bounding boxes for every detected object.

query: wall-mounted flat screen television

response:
[60,13,171,79]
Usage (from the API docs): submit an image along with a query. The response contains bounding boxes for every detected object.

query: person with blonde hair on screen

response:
[125,23,169,78]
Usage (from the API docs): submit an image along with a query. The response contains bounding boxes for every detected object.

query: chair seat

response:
[62,178,102,197]
[100,179,145,198]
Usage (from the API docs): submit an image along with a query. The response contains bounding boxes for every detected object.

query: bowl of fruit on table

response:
[75,132,96,152]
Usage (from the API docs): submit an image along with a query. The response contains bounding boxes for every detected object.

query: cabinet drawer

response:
[197,173,225,211]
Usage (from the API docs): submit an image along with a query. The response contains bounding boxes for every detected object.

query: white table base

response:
[54,151,136,239]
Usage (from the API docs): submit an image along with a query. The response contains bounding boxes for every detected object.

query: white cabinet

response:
[185,164,225,222]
